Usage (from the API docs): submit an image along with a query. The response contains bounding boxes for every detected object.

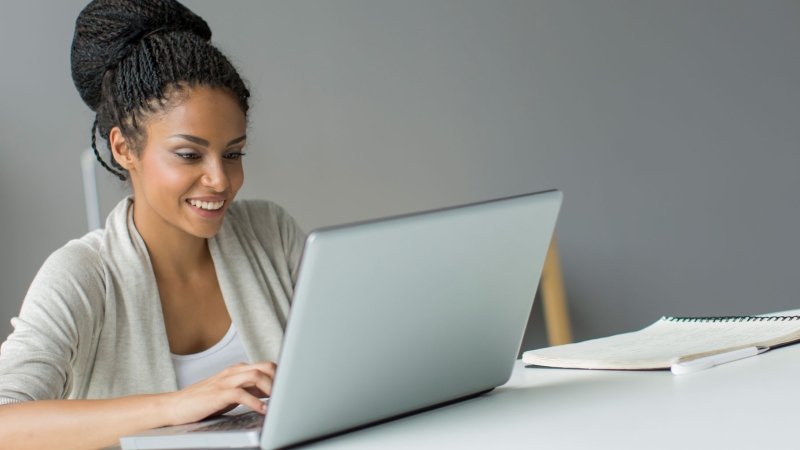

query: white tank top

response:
[170,323,251,390]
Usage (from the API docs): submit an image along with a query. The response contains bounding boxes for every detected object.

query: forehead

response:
[146,86,246,144]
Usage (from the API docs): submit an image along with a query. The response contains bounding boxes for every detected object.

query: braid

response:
[71,0,250,180]
[91,116,127,181]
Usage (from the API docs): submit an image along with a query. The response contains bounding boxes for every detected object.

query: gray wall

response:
[1,1,799,353]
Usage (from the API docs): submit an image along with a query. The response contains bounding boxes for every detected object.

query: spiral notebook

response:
[522,309,800,370]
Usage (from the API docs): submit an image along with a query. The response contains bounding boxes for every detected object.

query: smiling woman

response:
[0,1,306,449]
[113,86,248,240]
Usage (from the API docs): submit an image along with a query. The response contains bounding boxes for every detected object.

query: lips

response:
[187,198,225,210]
[185,197,228,219]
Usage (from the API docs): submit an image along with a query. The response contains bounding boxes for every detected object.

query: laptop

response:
[120,189,563,449]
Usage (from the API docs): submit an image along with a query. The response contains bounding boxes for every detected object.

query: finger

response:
[250,373,274,397]
[224,369,274,393]
[249,361,277,377]
[222,361,276,378]
[245,385,269,399]
[227,388,267,414]
[236,375,274,398]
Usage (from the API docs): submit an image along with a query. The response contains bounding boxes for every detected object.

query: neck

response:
[131,197,211,281]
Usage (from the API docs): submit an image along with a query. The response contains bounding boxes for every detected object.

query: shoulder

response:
[16,229,107,340]
[1,231,107,403]
[35,230,106,289]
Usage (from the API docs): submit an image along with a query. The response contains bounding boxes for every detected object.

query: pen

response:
[670,346,769,375]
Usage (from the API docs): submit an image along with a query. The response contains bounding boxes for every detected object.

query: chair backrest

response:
[81,147,127,231]
[81,147,102,232]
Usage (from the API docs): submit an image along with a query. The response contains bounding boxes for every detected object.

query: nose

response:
[201,157,230,192]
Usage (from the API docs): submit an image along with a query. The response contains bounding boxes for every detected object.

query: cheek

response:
[229,164,245,193]
[141,156,195,202]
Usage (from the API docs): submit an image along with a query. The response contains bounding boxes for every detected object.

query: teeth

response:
[188,199,224,210]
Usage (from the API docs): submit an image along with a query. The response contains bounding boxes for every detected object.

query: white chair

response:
[81,147,103,232]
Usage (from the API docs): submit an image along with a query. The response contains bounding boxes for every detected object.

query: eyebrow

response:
[169,134,247,147]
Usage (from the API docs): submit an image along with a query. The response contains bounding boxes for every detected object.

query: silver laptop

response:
[120,189,563,449]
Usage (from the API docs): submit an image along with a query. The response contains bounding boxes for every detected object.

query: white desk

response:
[300,343,799,449]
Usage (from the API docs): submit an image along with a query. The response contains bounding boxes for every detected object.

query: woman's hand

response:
[162,361,277,426]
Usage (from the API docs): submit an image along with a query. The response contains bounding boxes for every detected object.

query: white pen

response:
[670,346,769,375]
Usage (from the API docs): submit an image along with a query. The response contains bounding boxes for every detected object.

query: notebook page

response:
[524,318,800,369]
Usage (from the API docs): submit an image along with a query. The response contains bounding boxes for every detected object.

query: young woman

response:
[0,1,305,448]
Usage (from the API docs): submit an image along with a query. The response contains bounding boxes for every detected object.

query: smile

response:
[187,199,225,211]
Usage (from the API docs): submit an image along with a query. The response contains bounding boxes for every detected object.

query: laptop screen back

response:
[261,190,563,449]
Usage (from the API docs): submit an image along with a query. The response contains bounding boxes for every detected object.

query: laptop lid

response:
[261,189,563,449]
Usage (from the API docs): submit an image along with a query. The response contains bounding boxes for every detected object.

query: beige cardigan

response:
[0,197,306,405]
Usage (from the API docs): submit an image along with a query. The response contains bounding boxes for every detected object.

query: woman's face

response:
[112,85,247,239]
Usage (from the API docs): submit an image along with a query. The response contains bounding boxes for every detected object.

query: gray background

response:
[1,1,798,353]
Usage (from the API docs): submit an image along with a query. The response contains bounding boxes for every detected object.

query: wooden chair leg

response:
[540,234,573,346]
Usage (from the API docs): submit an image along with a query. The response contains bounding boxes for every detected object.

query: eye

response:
[176,152,201,160]
[224,151,246,161]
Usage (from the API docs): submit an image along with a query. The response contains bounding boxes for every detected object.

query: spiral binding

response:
[663,315,800,323]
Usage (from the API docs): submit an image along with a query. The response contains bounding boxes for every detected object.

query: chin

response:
[180,200,230,238]
[191,223,225,239]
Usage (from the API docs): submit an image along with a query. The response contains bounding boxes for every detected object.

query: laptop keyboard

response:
[190,411,264,433]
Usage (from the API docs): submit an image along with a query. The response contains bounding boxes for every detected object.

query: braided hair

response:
[71,0,250,180]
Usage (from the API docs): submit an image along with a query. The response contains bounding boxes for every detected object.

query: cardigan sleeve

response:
[0,236,105,404]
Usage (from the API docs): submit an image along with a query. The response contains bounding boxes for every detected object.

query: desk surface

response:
[302,343,799,449]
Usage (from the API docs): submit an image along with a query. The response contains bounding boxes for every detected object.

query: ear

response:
[109,127,136,171]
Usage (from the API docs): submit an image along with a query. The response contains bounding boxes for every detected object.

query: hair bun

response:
[71,0,212,111]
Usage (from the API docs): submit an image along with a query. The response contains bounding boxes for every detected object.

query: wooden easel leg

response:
[540,234,573,346]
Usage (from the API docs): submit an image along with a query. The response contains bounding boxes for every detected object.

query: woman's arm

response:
[0,394,170,450]
[0,361,276,450]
